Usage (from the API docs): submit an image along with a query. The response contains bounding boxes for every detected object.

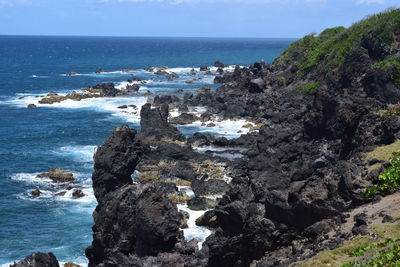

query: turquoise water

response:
[0,36,293,265]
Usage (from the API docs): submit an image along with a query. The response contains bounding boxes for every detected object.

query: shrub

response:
[373,56,400,86]
[364,151,400,198]
[342,238,400,267]
[296,82,320,95]
[277,76,286,86]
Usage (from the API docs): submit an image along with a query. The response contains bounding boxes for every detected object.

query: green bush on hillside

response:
[342,238,400,267]
[364,151,400,198]
[295,82,320,95]
[275,8,400,78]
[373,55,400,86]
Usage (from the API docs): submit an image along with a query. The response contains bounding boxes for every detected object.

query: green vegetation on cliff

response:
[293,224,400,267]
[275,8,400,78]
[373,55,400,86]
[364,151,400,198]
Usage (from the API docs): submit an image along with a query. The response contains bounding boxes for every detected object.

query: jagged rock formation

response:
[139,103,184,141]
[86,125,205,266]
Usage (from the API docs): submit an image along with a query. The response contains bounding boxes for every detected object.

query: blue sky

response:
[0,0,398,37]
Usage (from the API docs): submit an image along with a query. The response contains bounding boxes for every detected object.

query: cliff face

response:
[86,125,187,266]
[84,9,400,267]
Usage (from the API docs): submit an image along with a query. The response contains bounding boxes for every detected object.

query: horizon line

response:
[0,33,299,39]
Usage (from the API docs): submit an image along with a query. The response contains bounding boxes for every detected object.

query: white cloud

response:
[0,0,31,7]
[356,0,386,4]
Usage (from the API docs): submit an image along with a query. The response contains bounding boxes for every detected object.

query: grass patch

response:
[243,122,263,132]
[364,141,400,162]
[341,238,400,267]
[278,76,287,86]
[167,193,191,204]
[192,160,227,180]
[295,82,321,95]
[136,171,191,186]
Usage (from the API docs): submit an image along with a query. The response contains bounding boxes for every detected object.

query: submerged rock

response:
[95,68,105,74]
[30,189,41,197]
[27,104,37,108]
[72,189,85,199]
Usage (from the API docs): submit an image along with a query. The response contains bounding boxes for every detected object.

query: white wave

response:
[11,171,88,185]
[30,75,49,78]
[177,204,213,248]
[212,152,244,160]
[55,186,96,204]
[177,186,195,198]
[115,80,152,90]
[3,258,88,267]
[181,119,255,139]
[7,93,148,124]
[55,145,96,163]
[19,189,53,200]
[192,146,233,153]
[169,106,207,118]
[11,172,52,184]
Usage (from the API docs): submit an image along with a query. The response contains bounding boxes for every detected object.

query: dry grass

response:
[167,193,191,204]
[136,171,191,186]
[292,223,400,267]
[192,160,226,180]
[243,122,263,132]
[364,140,400,162]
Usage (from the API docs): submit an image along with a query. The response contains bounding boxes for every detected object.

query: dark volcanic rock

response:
[30,189,41,197]
[187,197,216,210]
[214,61,225,68]
[10,252,59,267]
[92,125,142,203]
[80,12,400,267]
[72,189,85,199]
[169,113,198,125]
[86,125,186,266]
[139,103,184,141]
[36,168,74,183]
[195,210,218,228]
[92,82,119,96]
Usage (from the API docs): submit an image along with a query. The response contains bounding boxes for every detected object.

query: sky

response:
[0,0,398,38]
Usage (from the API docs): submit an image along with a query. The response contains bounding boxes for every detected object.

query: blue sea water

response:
[0,36,293,265]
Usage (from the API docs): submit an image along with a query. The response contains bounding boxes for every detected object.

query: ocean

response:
[0,35,293,265]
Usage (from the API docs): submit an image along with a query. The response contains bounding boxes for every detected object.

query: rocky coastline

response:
[11,9,400,267]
